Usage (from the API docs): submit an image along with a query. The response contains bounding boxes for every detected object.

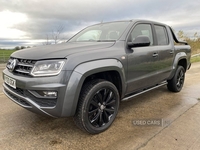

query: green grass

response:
[0,49,16,63]
[0,49,15,55]
[191,56,200,63]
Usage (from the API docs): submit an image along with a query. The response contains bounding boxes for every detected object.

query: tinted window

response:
[155,25,169,45]
[130,24,153,45]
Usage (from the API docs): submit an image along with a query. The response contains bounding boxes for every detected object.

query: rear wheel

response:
[167,66,185,92]
[73,79,120,134]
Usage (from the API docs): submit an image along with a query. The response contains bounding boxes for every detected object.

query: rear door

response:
[153,25,174,80]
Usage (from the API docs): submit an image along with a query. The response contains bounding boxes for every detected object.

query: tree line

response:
[14,46,31,50]
[177,31,200,54]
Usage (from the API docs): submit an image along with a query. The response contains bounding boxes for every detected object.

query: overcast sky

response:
[0,0,200,49]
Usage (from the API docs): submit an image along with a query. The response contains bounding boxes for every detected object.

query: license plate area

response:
[4,75,16,89]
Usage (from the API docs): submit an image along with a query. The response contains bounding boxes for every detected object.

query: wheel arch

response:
[62,59,126,117]
[83,70,123,98]
[168,52,188,80]
[173,52,188,70]
[177,59,187,71]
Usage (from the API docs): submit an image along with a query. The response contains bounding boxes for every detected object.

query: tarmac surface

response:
[0,62,200,150]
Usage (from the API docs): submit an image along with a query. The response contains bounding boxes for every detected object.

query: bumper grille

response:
[12,87,25,96]
[4,84,57,108]
[5,88,31,107]
[26,91,57,107]
[7,58,36,76]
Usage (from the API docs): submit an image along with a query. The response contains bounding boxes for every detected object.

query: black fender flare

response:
[62,59,126,116]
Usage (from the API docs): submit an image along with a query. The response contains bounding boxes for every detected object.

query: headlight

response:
[31,60,65,77]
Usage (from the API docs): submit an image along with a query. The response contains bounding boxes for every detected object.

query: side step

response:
[122,81,167,101]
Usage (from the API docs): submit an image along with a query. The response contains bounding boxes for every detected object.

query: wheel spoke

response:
[176,70,185,88]
[178,73,180,79]
[180,76,184,82]
[180,71,183,78]
[91,110,100,124]
[105,91,114,104]
[99,112,103,126]
[96,92,103,104]
[88,108,98,116]
[179,71,184,80]
[106,99,115,106]
[180,80,183,85]
[103,110,109,123]
[104,108,114,114]
[103,88,109,102]
[91,100,99,108]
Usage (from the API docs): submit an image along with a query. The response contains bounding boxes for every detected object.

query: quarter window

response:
[155,25,169,45]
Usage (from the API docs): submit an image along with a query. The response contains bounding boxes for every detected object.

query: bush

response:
[177,31,200,55]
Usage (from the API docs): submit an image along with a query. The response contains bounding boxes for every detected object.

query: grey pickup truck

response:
[3,19,191,134]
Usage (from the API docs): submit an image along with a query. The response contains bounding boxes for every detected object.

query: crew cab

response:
[3,19,191,134]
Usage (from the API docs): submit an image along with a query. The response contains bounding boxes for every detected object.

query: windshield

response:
[68,21,130,42]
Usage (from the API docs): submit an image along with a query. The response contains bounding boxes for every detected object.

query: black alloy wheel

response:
[167,65,185,92]
[74,79,120,134]
[176,68,185,90]
[88,88,116,128]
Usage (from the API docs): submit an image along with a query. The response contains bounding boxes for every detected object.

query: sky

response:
[0,0,200,49]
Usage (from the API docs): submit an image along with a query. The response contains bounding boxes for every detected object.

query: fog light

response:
[29,90,58,99]
[43,91,57,97]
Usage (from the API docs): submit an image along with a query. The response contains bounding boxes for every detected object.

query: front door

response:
[126,23,161,94]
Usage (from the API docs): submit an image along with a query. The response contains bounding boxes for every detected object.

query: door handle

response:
[152,53,158,57]
[170,51,174,54]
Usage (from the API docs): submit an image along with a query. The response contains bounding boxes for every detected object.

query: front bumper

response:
[2,69,73,117]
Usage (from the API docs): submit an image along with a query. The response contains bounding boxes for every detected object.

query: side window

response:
[130,24,153,45]
[155,25,169,45]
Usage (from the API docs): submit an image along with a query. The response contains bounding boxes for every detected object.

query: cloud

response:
[0,39,47,49]
[0,0,200,48]
[0,10,28,39]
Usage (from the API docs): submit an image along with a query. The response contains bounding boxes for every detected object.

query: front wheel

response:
[73,79,120,134]
[167,66,185,92]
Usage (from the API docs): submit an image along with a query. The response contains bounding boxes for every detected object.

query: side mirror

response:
[128,35,151,48]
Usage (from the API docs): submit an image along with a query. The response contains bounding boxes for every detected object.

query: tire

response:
[73,79,120,134]
[167,66,185,92]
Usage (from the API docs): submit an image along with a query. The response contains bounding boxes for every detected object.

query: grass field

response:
[0,50,15,63]
[191,56,200,63]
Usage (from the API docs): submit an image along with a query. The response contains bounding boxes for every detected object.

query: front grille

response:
[7,58,36,76]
